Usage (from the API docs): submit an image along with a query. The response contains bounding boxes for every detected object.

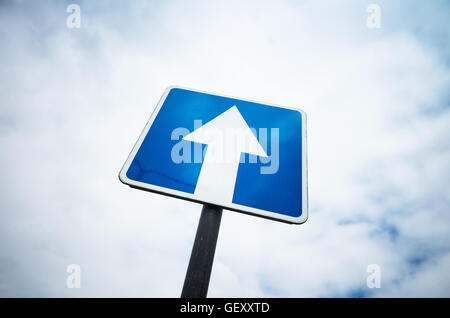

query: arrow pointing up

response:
[183,106,268,205]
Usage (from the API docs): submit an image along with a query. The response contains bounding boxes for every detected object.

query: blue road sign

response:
[119,86,308,224]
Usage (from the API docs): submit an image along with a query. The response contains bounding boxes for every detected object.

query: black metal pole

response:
[181,204,223,298]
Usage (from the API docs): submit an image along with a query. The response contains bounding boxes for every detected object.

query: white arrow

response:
[183,106,268,205]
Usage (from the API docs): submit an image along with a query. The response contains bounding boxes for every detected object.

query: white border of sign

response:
[119,86,308,224]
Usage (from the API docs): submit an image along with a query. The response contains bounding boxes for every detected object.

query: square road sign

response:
[119,86,308,224]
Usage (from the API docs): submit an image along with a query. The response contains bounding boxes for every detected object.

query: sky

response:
[0,0,449,297]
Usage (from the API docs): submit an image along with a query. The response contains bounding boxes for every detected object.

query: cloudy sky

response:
[0,0,449,297]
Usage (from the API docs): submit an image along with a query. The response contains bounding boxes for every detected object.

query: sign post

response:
[181,204,223,298]
[119,86,308,297]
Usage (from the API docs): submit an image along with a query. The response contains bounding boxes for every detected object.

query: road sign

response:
[119,86,308,224]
